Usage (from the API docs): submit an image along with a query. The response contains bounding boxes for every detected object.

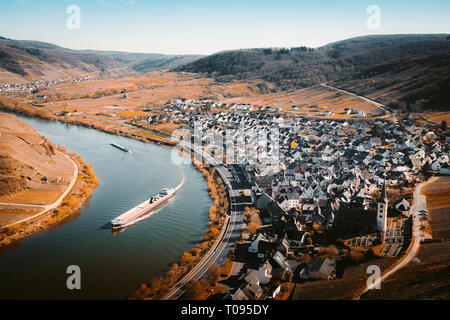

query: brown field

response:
[32,72,259,117]
[291,256,398,300]
[0,114,73,208]
[0,188,69,206]
[0,207,41,226]
[425,112,450,125]
[2,73,386,129]
[362,241,450,300]
[222,84,382,117]
[143,123,182,136]
[422,177,450,239]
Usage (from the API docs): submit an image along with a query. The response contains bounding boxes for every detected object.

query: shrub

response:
[180,252,192,265]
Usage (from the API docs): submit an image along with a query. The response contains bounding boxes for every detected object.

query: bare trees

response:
[207,263,220,285]
[244,207,262,235]
[184,280,203,299]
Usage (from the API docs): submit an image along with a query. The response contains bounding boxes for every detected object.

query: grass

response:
[145,122,182,136]
[0,189,65,206]
[118,111,149,118]
[137,130,166,140]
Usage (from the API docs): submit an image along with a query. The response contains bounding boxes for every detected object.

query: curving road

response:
[0,151,79,230]
[162,143,244,300]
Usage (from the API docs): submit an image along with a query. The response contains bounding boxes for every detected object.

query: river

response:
[0,114,212,300]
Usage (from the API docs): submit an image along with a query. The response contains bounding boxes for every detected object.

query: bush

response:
[130,284,150,300]
[184,280,203,299]
[180,252,192,265]
[247,221,259,235]
[207,263,220,285]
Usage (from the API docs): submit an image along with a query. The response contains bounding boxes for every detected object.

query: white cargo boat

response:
[110,142,131,153]
[111,188,175,229]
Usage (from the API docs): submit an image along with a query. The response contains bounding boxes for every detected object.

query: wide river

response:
[0,114,212,299]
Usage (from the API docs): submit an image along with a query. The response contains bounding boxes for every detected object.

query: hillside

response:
[0,114,74,202]
[0,37,203,84]
[87,50,203,73]
[175,34,450,111]
[0,37,137,84]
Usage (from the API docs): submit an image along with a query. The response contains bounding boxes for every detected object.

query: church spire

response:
[379,179,387,203]
[379,170,388,204]
[377,176,389,235]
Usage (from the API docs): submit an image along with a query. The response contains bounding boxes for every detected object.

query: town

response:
[133,100,449,300]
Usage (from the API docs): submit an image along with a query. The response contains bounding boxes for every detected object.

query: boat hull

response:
[110,143,131,153]
[111,191,175,229]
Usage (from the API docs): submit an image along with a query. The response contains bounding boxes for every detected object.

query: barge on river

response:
[111,188,175,229]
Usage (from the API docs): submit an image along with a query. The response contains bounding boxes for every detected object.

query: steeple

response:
[377,175,388,235]
[379,179,387,204]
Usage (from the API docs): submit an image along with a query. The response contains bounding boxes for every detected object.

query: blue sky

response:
[0,0,449,54]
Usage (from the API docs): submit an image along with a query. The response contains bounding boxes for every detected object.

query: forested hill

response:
[175,34,450,111]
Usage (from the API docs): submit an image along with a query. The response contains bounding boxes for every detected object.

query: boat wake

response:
[174,167,186,193]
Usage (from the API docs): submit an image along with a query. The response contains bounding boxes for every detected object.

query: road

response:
[320,83,391,115]
[0,151,79,230]
[357,176,439,298]
[162,143,245,300]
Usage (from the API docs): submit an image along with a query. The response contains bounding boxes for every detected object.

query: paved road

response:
[0,151,79,230]
[162,143,244,300]
[357,176,439,298]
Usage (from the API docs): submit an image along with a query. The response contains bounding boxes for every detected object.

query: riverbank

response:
[0,98,175,147]
[130,159,230,300]
[0,113,93,247]
[0,146,99,248]
[0,98,231,300]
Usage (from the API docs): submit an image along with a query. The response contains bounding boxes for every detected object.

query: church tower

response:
[377,180,388,235]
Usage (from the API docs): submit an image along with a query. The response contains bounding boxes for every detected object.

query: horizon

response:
[1,32,450,56]
[1,0,450,55]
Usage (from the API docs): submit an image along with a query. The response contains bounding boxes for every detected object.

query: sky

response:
[0,0,449,55]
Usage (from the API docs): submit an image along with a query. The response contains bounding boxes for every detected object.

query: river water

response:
[0,114,212,300]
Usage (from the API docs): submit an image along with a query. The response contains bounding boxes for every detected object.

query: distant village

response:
[0,76,93,93]
[140,98,374,117]
[132,98,449,300]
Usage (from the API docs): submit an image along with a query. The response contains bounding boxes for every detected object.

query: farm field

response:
[222,84,382,117]
[2,72,384,127]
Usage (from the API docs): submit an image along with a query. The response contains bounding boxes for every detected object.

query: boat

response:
[111,188,175,229]
[110,142,131,153]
